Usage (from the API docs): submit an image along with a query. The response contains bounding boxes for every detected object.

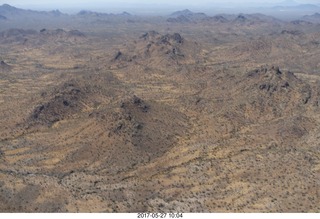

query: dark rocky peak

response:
[243,66,312,112]
[281,29,303,35]
[140,31,184,45]
[120,95,150,113]
[235,14,247,22]
[113,32,186,64]
[247,66,300,93]
[248,66,295,78]
[30,81,87,126]
[121,11,131,16]
[132,95,149,110]
[158,33,184,45]
[140,30,160,40]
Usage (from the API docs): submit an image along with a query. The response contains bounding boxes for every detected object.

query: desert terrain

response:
[0,4,320,212]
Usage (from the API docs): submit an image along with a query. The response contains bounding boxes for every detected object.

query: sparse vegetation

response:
[0,3,319,213]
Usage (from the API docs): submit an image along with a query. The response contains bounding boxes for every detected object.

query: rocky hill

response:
[0,28,86,45]
[167,9,207,23]
[302,13,320,23]
[112,31,202,69]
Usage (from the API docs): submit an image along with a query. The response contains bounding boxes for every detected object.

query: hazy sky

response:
[1,0,319,14]
[2,0,319,6]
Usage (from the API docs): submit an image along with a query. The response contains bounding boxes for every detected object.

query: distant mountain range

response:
[167,9,207,23]
[278,0,300,7]
[170,9,206,17]
[0,4,131,18]
[166,9,284,25]
[273,4,319,10]
[0,3,65,17]
[77,10,131,17]
[0,3,319,25]
[302,12,320,23]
